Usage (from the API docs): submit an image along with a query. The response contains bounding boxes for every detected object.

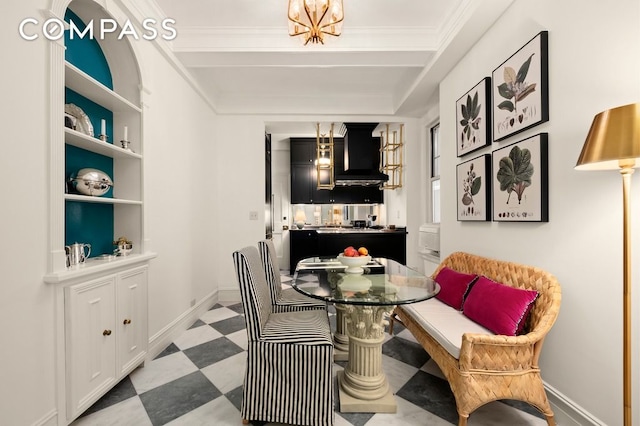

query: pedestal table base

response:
[337,304,396,413]
[337,371,396,413]
[333,304,349,361]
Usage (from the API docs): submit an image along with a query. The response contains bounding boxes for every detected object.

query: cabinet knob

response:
[123,319,132,325]
[103,329,112,336]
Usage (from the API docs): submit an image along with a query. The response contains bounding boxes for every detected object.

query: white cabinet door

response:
[116,266,148,376]
[65,277,116,419]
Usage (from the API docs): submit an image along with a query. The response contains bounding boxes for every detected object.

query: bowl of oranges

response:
[337,246,371,274]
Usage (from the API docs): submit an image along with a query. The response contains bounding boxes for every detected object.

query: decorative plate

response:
[64,103,94,137]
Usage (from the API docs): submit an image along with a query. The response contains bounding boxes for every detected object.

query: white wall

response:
[214,116,267,298]
[136,35,218,338]
[0,3,55,425]
[405,118,429,272]
[438,0,640,424]
[270,133,294,270]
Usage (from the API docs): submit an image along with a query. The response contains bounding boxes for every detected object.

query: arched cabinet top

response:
[53,0,142,107]
[64,8,113,89]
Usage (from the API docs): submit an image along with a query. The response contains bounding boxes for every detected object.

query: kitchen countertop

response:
[290,226,406,234]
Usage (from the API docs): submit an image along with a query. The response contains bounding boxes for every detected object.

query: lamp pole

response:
[620,161,634,426]
[575,103,640,426]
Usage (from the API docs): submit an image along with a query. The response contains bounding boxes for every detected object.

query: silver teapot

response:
[66,242,91,267]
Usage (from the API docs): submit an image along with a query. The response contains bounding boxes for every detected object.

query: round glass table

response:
[292,256,440,413]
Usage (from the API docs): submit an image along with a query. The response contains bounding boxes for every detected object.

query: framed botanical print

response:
[491,133,548,222]
[492,31,549,142]
[456,77,491,157]
[456,154,491,221]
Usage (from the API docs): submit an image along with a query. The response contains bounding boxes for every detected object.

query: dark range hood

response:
[335,123,389,186]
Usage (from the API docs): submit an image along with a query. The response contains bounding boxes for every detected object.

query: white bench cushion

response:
[402,298,494,359]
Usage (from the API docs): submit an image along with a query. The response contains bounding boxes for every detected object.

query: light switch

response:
[249,211,258,220]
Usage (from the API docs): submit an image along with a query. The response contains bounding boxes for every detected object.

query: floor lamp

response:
[575,103,640,426]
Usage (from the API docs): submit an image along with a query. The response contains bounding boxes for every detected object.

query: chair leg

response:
[458,414,468,426]
[387,309,406,336]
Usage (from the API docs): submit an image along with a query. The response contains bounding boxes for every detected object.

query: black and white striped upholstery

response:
[258,239,327,313]
[232,246,334,426]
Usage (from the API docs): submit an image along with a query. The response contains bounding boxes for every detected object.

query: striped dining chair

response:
[232,246,334,426]
[258,239,327,312]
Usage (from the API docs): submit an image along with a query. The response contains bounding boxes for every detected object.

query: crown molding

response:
[171,26,439,52]
[112,0,218,112]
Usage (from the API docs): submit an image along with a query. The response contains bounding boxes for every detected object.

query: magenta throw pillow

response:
[434,267,478,310]
[462,276,539,336]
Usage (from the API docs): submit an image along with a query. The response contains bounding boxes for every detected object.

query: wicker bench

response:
[389,251,561,426]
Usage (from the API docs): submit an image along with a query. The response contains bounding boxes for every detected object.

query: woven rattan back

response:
[434,252,561,335]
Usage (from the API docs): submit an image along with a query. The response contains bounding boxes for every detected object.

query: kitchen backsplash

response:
[292,204,382,227]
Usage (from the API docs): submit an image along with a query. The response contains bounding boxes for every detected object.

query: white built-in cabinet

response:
[65,266,148,420]
[44,1,156,424]
[116,267,148,376]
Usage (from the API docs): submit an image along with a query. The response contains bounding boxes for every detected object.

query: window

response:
[430,123,441,223]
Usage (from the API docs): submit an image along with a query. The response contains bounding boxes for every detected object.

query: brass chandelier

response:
[288,0,344,45]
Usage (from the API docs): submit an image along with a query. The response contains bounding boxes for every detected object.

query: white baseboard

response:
[147,291,218,360]
[217,288,240,302]
[31,409,57,426]
[546,382,606,425]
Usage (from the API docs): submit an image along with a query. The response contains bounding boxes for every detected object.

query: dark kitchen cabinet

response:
[290,138,333,204]
[291,164,313,204]
[290,139,316,164]
[291,139,320,204]
[289,230,319,272]
[332,185,383,204]
[291,164,334,204]
[317,232,406,264]
[290,138,383,204]
[290,229,407,272]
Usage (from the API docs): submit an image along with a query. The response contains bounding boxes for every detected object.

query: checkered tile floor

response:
[71,273,548,426]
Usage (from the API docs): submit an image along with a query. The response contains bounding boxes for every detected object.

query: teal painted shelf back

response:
[65,201,115,257]
[64,7,116,257]
[64,9,113,89]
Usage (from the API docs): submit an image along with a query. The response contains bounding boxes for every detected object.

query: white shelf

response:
[44,252,157,284]
[65,194,142,205]
[65,128,142,159]
[65,61,141,114]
